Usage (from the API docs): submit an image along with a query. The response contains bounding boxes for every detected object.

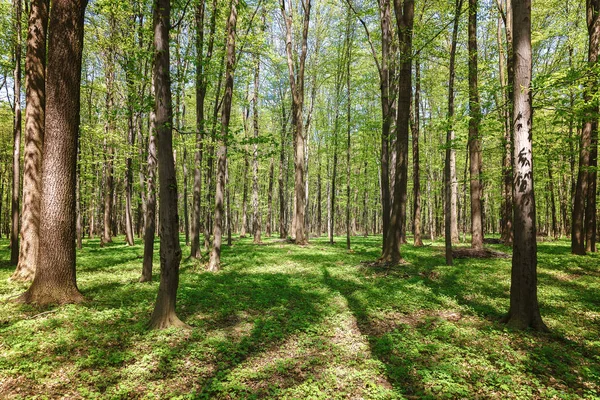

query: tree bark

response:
[10,0,22,266]
[208,0,237,271]
[13,0,48,281]
[445,0,462,265]
[252,45,262,244]
[412,57,423,247]
[141,99,157,283]
[468,0,483,250]
[149,0,186,329]
[102,32,115,245]
[346,16,352,251]
[281,0,311,245]
[503,0,547,331]
[18,0,87,305]
[381,0,413,264]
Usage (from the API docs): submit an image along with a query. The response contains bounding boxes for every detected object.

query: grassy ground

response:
[0,234,599,399]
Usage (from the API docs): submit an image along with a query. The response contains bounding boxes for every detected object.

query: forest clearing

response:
[1,0,600,397]
[1,235,599,399]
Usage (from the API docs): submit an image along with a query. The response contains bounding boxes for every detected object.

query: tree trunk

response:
[468,0,483,250]
[209,0,237,271]
[12,0,47,281]
[503,0,547,331]
[279,90,288,239]
[267,156,274,236]
[141,100,157,283]
[548,161,558,238]
[18,0,87,305]
[102,50,115,245]
[445,0,462,265]
[584,0,600,253]
[252,46,262,244]
[379,0,392,250]
[281,0,311,245]
[125,80,136,247]
[412,57,423,247]
[346,16,352,250]
[382,0,413,264]
[10,0,22,266]
[149,0,186,329]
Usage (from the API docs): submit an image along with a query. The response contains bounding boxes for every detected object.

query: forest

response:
[0,0,599,397]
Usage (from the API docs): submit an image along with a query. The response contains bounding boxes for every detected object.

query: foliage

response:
[1,235,599,398]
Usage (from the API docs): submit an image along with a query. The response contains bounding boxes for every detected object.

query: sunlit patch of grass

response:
[0,234,599,398]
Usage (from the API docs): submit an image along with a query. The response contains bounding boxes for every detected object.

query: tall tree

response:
[10,0,22,266]
[503,0,546,331]
[445,0,462,266]
[208,0,238,271]
[468,0,483,249]
[412,57,423,247]
[18,0,88,305]
[281,0,311,245]
[346,13,352,251]
[149,0,186,329]
[252,24,262,244]
[381,0,413,264]
[12,0,48,281]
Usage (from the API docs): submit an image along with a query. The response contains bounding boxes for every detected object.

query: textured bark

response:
[584,0,600,253]
[208,0,237,272]
[445,0,462,266]
[281,0,311,245]
[141,103,156,283]
[11,0,22,266]
[346,16,352,250]
[503,0,547,331]
[149,0,186,329]
[252,47,262,244]
[381,0,413,264]
[13,0,48,281]
[468,0,483,250]
[380,0,392,250]
[412,58,423,247]
[18,0,87,305]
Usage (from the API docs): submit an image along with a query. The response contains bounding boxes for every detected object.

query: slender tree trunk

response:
[279,95,288,238]
[10,0,22,266]
[141,101,157,283]
[469,0,483,249]
[445,0,462,265]
[252,46,262,244]
[346,18,352,250]
[267,156,274,236]
[209,0,237,271]
[503,0,546,331]
[281,0,311,245]
[13,0,48,280]
[412,57,423,247]
[125,81,136,247]
[102,49,115,245]
[149,0,186,329]
[380,0,392,250]
[18,0,87,305]
[548,161,558,238]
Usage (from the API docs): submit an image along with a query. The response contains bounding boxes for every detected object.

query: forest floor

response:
[0,234,599,399]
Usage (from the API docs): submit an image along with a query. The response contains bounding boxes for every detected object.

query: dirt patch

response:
[452,248,510,259]
[362,309,467,337]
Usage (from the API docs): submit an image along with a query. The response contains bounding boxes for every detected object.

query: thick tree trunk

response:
[10,0,22,266]
[468,0,483,250]
[18,0,87,305]
[13,0,48,281]
[412,58,423,247]
[503,0,547,331]
[584,0,600,252]
[382,0,413,264]
[149,0,186,329]
[208,0,237,271]
[379,0,392,250]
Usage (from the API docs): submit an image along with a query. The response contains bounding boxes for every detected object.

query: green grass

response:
[0,234,599,399]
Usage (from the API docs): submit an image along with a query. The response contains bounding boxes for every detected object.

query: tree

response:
[281,0,311,245]
[18,0,88,305]
[208,0,238,272]
[503,0,546,331]
[468,0,483,250]
[412,57,423,247]
[140,88,157,283]
[381,0,413,264]
[10,0,22,266]
[444,0,462,266]
[252,24,262,244]
[12,0,48,281]
[149,0,186,329]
